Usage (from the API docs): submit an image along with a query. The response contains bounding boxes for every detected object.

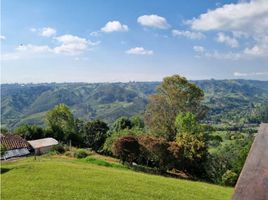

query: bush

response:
[112,136,140,164]
[74,149,88,158]
[222,170,238,186]
[138,136,175,172]
[64,151,74,157]
[51,143,65,154]
[103,128,144,154]
[175,133,208,175]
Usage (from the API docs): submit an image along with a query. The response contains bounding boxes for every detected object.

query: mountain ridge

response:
[1,79,268,129]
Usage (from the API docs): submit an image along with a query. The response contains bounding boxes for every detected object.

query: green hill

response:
[1,156,233,200]
[1,80,268,128]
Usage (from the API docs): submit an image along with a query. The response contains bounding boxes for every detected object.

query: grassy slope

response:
[1,156,233,200]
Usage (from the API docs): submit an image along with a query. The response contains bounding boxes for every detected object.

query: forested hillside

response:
[1,80,268,129]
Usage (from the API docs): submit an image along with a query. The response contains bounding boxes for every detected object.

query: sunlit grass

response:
[1,156,233,200]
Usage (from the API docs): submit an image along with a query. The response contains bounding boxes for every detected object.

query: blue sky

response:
[1,0,268,83]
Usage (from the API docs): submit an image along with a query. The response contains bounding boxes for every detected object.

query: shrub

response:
[103,128,144,154]
[74,149,88,159]
[51,143,65,154]
[175,133,208,176]
[64,151,74,157]
[222,170,238,186]
[112,136,140,164]
[138,136,175,172]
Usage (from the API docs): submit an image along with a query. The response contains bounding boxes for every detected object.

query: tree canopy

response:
[84,120,109,151]
[45,104,75,142]
[145,75,207,140]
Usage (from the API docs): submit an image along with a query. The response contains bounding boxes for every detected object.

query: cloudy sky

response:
[1,0,268,83]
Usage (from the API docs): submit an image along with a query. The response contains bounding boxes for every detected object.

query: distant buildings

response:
[0,134,32,159]
[1,133,58,159]
[28,138,58,154]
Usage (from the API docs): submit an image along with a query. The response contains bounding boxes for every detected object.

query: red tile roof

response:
[0,134,31,150]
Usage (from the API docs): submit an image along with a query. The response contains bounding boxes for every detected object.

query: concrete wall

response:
[35,145,55,155]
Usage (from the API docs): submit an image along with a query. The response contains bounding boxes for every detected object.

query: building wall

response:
[35,145,55,155]
[1,148,30,160]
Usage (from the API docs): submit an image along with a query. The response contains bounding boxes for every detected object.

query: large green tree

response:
[45,104,75,142]
[145,75,207,140]
[84,120,109,151]
[111,116,132,132]
[15,124,44,140]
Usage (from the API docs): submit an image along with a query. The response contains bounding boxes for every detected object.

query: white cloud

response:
[101,21,129,33]
[16,44,52,53]
[0,35,6,40]
[189,0,268,34]
[1,44,52,61]
[193,46,205,53]
[40,27,56,37]
[234,71,268,77]
[204,51,241,60]
[172,30,205,40]
[90,31,100,37]
[216,32,239,48]
[2,34,100,61]
[1,53,20,61]
[188,0,268,59]
[30,28,37,32]
[193,46,242,60]
[30,27,56,37]
[243,36,268,57]
[53,34,99,55]
[137,14,170,29]
[126,47,154,55]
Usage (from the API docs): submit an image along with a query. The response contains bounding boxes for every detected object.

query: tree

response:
[175,133,208,175]
[258,103,268,123]
[112,136,140,164]
[175,112,200,135]
[111,116,132,132]
[145,75,207,141]
[103,128,144,154]
[0,127,9,134]
[45,104,75,142]
[84,120,109,151]
[0,144,7,157]
[15,124,44,140]
[221,170,238,186]
[138,136,175,172]
[130,115,144,129]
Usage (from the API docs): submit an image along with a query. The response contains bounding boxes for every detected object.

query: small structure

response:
[0,133,32,159]
[28,137,58,155]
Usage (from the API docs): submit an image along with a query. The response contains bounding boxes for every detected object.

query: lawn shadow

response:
[0,167,12,174]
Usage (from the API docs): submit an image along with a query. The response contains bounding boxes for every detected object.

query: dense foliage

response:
[84,120,109,151]
[15,124,45,140]
[144,75,207,140]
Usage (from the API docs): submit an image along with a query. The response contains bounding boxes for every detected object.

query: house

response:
[28,138,58,155]
[0,133,32,160]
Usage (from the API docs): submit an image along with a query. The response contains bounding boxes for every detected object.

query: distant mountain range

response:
[1,79,268,129]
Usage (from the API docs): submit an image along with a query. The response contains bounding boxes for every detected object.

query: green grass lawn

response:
[1,156,233,200]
